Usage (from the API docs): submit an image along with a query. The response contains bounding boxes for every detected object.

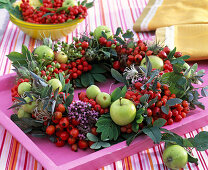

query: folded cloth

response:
[133,0,208,32]
[156,24,208,61]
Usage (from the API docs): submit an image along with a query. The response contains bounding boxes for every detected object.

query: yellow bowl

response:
[10,14,84,40]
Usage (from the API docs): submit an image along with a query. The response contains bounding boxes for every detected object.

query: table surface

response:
[0,0,208,169]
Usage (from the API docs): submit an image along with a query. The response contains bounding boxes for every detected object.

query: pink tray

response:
[0,62,208,170]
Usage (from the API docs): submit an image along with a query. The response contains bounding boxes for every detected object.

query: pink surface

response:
[0,61,207,170]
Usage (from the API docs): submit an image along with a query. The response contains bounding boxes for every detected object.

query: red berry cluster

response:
[78,92,109,114]
[20,0,88,24]
[40,57,92,82]
[45,104,90,151]
[125,82,190,126]
[11,78,30,101]
[68,57,92,80]
[120,124,133,134]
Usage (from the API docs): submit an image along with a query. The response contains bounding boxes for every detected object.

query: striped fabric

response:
[0,0,207,169]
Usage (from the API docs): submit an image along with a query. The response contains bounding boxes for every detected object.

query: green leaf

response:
[153,118,166,128]
[58,73,65,89]
[115,37,125,45]
[102,51,111,58]
[92,73,106,82]
[201,87,208,97]
[101,31,107,39]
[81,0,87,5]
[161,132,183,146]
[90,64,106,74]
[136,114,143,124]
[96,114,120,141]
[65,93,74,107]
[85,1,94,8]
[7,52,27,67]
[87,133,98,142]
[166,98,182,106]
[80,72,94,87]
[161,105,169,115]
[148,96,158,107]
[111,87,121,102]
[22,45,33,61]
[132,120,139,133]
[111,68,125,83]
[193,131,208,151]
[56,6,68,13]
[90,142,102,149]
[140,94,150,103]
[115,27,122,36]
[145,55,152,77]
[126,130,143,146]
[142,126,162,144]
[178,55,190,60]
[187,152,198,165]
[122,30,134,39]
[167,47,176,60]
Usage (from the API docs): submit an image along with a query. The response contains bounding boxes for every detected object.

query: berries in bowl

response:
[5,0,93,40]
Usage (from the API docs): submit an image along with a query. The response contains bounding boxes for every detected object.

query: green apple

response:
[17,108,31,118]
[48,78,62,92]
[22,96,37,113]
[62,0,77,7]
[162,144,188,169]
[33,45,54,65]
[86,85,101,99]
[140,55,164,71]
[93,25,112,40]
[18,82,31,95]
[96,92,111,108]
[110,98,136,126]
[55,51,68,64]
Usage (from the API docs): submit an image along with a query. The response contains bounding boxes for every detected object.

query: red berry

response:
[128,55,134,62]
[69,128,79,138]
[78,140,88,149]
[59,117,69,128]
[60,64,67,71]
[81,41,89,49]
[55,124,63,132]
[82,61,88,67]
[182,100,188,107]
[168,118,173,125]
[146,50,153,56]
[76,59,81,65]
[46,125,55,135]
[175,115,182,122]
[181,112,186,118]
[174,52,182,58]
[88,65,92,71]
[147,108,152,117]
[60,131,69,141]
[163,47,170,55]
[113,61,120,70]
[72,73,78,79]
[78,92,87,100]
[55,138,65,147]
[134,82,143,90]
[77,64,83,70]
[83,66,88,72]
[71,62,77,68]
[91,127,97,136]
[158,51,167,59]
[56,104,65,113]
[134,54,142,63]
[71,118,80,126]
[54,111,63,120]
[68,137,76,145]
[71,143,78,152]
[99,37,107,45]
[94,104,101,112]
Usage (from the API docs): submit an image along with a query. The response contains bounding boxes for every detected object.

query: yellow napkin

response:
[156,24,208,61]
[133,0,208,32]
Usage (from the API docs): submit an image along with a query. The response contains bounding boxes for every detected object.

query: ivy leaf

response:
[142,126,162,144]
[166,98,182,106]
[161,105,169,115]
[96,114,120,141]
[92,74,106,83]
[153,118,166,128]
[111,68,125,83]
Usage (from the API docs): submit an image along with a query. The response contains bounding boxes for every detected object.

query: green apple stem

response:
[119,97,122,106]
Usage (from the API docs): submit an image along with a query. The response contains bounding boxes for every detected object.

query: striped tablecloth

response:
[0,0,207,169]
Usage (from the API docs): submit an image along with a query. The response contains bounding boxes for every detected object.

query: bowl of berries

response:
[6,0,93,40]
